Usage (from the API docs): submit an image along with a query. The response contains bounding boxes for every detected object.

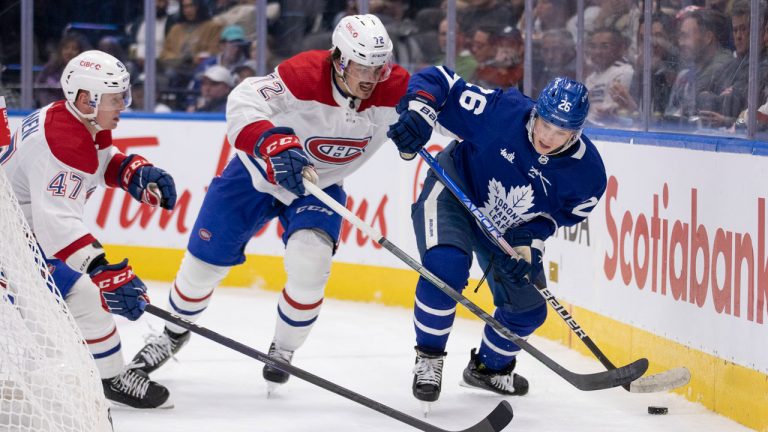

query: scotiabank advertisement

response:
[7,114,767,375]
[546,144,768,375]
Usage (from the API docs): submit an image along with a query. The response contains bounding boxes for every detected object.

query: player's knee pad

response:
[496,302,548,337]
[419,245,471,305]
[284,229,333,303]
[174,252,230,298]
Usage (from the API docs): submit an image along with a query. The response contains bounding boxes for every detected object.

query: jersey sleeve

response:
[226,73,292,155]
[407,66,529,145]
[28,152,102,273]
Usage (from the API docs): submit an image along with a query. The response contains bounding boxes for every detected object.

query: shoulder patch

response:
[278,50,336,106]
[359,65,410,111]
[44,102,98,174]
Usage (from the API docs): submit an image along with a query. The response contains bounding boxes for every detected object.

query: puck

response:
[648,406,668,415]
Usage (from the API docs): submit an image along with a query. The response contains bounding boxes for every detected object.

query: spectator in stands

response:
[698,0,766,128]
[212,0,281,41]
[0,64,20,109]
[126,0,177,69]
[187,65,233,112]
[461,0,519,34]
[129,74,173,113]
[474,26,524,89]
[35,32,91,107]
[584,28,634,126]
[201,25,249,72]
[97,36,140,78]
[532,0,577,40]
[470,24,498,69]
[233,59,258,84]
[609,13,679,121]
[436,17,477,79]
[664,9,732,125]
[270,1,325,58]
[160,0,222,83]
[591,0,641,59]
[532,29,577,97]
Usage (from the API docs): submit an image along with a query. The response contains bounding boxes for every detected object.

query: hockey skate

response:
[102,368,172,409]
[263,342,294,396]
[412,346,446,416]
[131,328,190,374]
[460,348,529,396]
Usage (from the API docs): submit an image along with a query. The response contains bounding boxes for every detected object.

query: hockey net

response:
[0,165,112,431]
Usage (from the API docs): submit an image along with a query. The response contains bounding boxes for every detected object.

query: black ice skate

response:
[460,348,529,396]
[263,342,294,396]
[412,346,446,416]
[102,368,172,409]
[131,328,190,374]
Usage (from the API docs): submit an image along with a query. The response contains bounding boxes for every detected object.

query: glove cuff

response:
[255,127,302,157]
[118,155,152,190]
[409,99,437,128]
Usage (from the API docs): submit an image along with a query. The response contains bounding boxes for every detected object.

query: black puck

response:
[648,406,668,415]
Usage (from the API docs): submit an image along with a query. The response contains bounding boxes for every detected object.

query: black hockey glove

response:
[491,229,544,307]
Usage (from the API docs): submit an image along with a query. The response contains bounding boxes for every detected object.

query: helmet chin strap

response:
[526,112,581,156]
[333,61,358,109]
[66,100,104,132]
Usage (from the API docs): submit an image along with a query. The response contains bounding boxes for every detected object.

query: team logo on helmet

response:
[305,137,371,164]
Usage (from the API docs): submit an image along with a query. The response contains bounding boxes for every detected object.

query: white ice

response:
[112,282,752,432]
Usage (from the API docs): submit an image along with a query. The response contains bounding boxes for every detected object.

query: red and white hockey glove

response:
[118,155,177,210]
[89,259,149,321]
[255,127,317,196]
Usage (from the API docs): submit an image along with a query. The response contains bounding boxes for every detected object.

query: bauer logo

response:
[305,136,370,164]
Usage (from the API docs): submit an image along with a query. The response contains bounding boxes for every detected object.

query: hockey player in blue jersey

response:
[387,69,607,405]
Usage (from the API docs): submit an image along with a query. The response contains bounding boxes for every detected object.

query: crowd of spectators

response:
[0,0,766,134]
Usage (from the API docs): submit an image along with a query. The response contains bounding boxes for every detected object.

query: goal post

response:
[0,102,112,431]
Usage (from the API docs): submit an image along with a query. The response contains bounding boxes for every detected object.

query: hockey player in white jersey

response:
[131,14,409,393]
[0,50,177,408]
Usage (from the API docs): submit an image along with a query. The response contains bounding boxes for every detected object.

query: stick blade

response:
[458,400,513,432]
[629,367,691,393]
[571,358,649,391]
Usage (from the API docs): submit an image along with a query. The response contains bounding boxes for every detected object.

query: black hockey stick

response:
[142,304,512,432]
[303,181,645,391]
[418,149,690,393]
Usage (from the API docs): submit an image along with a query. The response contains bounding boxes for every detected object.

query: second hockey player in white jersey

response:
[132,14,409,393]
[1,50,178,409]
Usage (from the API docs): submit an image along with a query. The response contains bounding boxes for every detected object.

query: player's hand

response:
[387,92,438,160]
[89,259,149,321]
[119,155,177,210]
[256,127,314,196]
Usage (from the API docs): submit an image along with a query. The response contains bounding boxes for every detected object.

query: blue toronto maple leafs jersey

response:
[412,66,607,241]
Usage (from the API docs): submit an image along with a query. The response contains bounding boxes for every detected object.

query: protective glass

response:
[343,57,393,83]
[98,90,132,111]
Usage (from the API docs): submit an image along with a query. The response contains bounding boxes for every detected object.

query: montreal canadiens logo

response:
[198,228,212,241]
[305,137,371,165]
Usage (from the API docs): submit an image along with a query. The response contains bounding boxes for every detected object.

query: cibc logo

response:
[79,61,102,70]
[345,22,359,38]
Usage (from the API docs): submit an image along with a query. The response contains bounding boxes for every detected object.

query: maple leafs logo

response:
[481,178,536,232]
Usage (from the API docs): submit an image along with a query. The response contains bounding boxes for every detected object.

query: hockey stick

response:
[303,180,645,391]
[417,148,690,393]
[142,304,512,432]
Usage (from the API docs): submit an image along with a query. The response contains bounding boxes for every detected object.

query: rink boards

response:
[6,113,768,431]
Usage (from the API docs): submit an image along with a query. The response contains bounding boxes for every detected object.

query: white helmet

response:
[60,50,132,122]
[332,14,393,82]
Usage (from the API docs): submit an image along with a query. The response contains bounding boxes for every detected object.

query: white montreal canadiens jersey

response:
[1,101,117,263]
[226,50,409,204]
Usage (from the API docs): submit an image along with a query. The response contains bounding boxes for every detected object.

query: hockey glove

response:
[387,91,438,160]
[491,229,545,307]
[255,127,316,196]
[89,259,149,321]
[118,155,177,210]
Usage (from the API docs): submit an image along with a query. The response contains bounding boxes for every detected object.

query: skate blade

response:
[419,400,432,417]
[108,399,174,410]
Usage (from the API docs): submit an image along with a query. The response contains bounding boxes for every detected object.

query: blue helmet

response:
[535,77,589,130]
